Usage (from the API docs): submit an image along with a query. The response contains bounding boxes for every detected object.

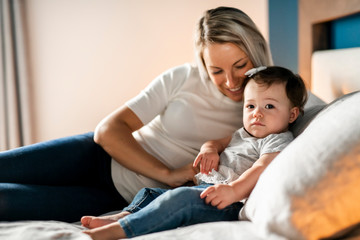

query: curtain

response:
[0,0,32,151]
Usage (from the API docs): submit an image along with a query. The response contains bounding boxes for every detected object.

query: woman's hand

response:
[165,163,199,188]
[200,184,238,209]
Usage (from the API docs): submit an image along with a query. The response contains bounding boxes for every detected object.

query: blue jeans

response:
[0,132,127,222]
[118,186,244,238]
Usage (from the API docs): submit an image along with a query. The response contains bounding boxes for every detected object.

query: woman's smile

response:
[203,43,254,102]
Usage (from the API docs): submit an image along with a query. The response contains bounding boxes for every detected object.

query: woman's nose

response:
[225,74,237,88]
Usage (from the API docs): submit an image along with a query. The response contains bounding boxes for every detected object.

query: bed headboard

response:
[311,47,360,103]
[298,0,360,98]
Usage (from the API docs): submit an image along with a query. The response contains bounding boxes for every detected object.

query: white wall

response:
[24,0,268,143]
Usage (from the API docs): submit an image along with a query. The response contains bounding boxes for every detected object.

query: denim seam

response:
[124,188,153,213]
[118,218,135,238]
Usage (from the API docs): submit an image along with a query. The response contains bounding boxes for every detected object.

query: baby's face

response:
[243,79,299,138]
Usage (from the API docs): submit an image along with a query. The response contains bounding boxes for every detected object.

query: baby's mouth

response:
[252,122,264,126]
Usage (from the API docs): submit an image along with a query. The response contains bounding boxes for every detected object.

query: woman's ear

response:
[289,107,300,123]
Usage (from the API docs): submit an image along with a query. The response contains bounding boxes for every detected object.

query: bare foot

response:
[83,222,126,240]
[81,211,131,229]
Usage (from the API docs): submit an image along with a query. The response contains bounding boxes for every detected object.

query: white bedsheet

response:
[131,221,264,240]
[0,220,266,240]
[0,221,90,240]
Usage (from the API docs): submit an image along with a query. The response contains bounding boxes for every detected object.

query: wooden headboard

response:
[298,0,360,88]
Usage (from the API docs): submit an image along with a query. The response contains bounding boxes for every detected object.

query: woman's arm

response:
[94,105,196,187]
[200,152,279,209]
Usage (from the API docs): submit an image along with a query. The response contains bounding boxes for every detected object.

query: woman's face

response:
[203,43,254,102]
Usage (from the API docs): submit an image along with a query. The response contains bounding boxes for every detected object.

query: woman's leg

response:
[0,132,103,185]
[0,132,128,222]
[118,185,243,238]
[0,183,126,222]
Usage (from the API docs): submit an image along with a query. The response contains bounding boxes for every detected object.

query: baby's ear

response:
[289,107,300,123]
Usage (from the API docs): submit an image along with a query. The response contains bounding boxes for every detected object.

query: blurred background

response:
[4,0,357,149]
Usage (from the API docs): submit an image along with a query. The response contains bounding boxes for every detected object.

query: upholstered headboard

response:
[298,0,360,99]
[311,47,360,103]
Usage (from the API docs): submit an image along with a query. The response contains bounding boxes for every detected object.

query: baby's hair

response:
[243,66,308,115]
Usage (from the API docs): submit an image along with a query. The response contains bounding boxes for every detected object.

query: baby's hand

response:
[200,184,237,209]
[193,148,220,174]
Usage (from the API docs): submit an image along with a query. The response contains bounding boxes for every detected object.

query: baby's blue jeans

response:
[0,132,127,222]
[119,186,244,238]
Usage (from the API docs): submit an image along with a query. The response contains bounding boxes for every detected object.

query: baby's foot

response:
[83,222,126,240]
[81,211,130,229]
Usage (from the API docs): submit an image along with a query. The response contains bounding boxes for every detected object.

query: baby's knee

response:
[164,187,203,203]
[137,187,164,199]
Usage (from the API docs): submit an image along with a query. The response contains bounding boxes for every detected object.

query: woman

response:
[0,6,272,222]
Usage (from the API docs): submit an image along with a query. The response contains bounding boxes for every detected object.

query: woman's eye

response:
[211,69,223,75]
[265,104,275,109]
[235,63,247,69]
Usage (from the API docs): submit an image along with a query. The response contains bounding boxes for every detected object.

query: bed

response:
[1,1,360,239]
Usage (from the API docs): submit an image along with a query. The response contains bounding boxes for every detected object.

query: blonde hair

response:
[195,7,273,80]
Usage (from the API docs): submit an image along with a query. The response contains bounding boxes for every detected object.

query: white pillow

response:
[240,91,360,240]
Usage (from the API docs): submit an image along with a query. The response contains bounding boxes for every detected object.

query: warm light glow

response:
[291,145,360,240]
[311,48,360,103]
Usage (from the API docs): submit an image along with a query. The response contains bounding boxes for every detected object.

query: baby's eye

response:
[246,104,255,109]
[265,104,275,109]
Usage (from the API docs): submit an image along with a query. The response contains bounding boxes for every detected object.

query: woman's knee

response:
[0,183,26,221]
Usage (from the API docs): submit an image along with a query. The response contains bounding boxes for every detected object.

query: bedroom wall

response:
[269,0,360,78]
[268,0,298,73]
[24,0,269,143]
[330,13,360,49]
